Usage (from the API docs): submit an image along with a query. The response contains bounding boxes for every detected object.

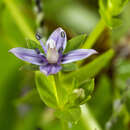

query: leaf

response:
[35,71,58,108]
[61,63,78,72]
[79,79,94,104]
[53,74,68,107]
[64,34,87,53]
[68,79,94,106]
[62,49,114,84]
[26,39,44,53]
[108,0,128,16]
[99,7,122,28]
[55,107,81,123]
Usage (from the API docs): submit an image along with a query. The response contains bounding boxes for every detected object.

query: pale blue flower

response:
[9,28,97,75]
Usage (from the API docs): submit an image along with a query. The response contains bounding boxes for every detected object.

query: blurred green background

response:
[0,0,130,130]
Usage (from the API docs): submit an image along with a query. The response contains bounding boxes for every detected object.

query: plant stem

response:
[82,18,106,49]
[81,104,102,130]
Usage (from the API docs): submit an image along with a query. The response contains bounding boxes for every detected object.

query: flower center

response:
[47,39,59,64]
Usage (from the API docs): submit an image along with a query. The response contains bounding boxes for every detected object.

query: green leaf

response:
[79,79,94,104]
[35,71,58,108]
[62,63,78,72]
[53,74,68,107]
[26,39,44,53]
[64,34,87,53]
[55,107,81,123]
[108,0,128,16]
[62,49,114,84]
[68,79,94,106]
[99,7,122,28]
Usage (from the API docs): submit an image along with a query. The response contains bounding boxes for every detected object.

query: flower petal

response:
[9,47,46,65]
[61,49,97,64]
[40,64,62,75]
[46,28,67,51]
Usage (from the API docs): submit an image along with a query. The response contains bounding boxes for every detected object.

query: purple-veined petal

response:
[46,28,67,51]
[9,47,47,65]
[40,64,62,75]
[61,49,97,64]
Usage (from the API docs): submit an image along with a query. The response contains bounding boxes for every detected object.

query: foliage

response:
[99,0,128,28]
[0,0,130,130]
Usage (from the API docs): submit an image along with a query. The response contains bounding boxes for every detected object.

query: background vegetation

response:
[0,0,130,130]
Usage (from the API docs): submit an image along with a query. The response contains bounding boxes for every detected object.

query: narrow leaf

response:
[20,64,39,71]
[79,79,94,104]
[68,79,94,106]
[62,63,78,72]
[62,49,114,84]
[65,34,87,53]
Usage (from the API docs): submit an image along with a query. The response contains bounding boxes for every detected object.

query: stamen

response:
[35,32,47,54]
[47,45,59,64]
[35,32,42,40]
[47,39,56,49]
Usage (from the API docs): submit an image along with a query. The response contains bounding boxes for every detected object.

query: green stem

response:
[81,104,102,130]
[82,18,106,49]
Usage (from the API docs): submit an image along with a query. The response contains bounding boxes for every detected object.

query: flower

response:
[9,28,97,75]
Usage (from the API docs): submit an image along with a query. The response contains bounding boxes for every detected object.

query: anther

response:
[61,31,65,38]
[35,32,42,40]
